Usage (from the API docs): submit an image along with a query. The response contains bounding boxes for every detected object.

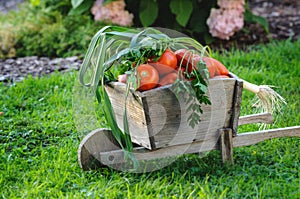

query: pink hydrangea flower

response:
[91,0,134,26]
[207,0,245,40]
[218,0,245,12]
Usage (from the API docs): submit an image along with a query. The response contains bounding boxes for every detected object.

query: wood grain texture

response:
[233,126,300,147]
[99,139,219,165]
[238,113,273,126]
[78,128,120,170]
[105,83,152,149]
[97,126,300,166]
[229,73,243,136]
[219,128,234,164]
[105,78,238,149]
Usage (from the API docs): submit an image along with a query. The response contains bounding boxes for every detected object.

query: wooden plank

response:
[229,73,243,136]
[105,83,152,149]
[219,128,234,164]
[238,113,274,126]
[98,138,219,165]
[105,78,236,150]
[144,78,236,149]
[97,126,300,166]
[233,126,300,147]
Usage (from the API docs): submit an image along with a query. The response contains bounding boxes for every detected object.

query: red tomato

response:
[149,62,176,76]
[117,74,127,83]
[175,49,191,67]
[137,64,159,91]
[203,57,229,76]
[175,49,203,74]
[175,49,197,71]
[158,72,178,87]
[158,49,177,69]
[175,49,229,78]
[202,56,218,78]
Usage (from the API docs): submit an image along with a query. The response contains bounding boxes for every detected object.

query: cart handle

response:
[238,113,273,126]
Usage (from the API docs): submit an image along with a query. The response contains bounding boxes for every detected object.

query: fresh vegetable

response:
[149,49,178,76]
[136,64,159,91]
[158,72,178,87]
[240,78,287,115]
[175,49,198,73]
[175,49,229,78]
[203,56,229,76]
[174,48,286,117]
[149,62,176,77]
[118,74,127,83]
[78,26,212,155]
[175,49,215,77]
[157,49,177,69]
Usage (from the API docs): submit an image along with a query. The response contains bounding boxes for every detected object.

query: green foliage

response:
[244,2,269,34]
[126,0,217,44]
[169,0,193,27]
[0,27,16,58]
[0,0,270,58]
[0,1,107,58]
[71,0,85,8]
[0,39,299,198]
[139,0,158,27]
[69,0,94,15]
[67,0,269,44]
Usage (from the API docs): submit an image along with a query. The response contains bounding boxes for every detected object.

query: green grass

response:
[1,39,299,198]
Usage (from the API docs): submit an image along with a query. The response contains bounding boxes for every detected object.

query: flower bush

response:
[91,0,134,26]
[0,0,268,58]
[207,0,245,40]
[85,0,266,42]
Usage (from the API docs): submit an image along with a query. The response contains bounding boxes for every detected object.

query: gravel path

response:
[0,56,82,83]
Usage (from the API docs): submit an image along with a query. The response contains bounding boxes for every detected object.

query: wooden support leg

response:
[219,128,234,165]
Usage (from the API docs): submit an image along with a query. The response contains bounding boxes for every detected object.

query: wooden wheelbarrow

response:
[78,77,300,172]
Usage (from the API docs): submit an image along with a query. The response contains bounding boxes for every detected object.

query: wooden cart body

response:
[105,78,242,150]
[78,77,300,171]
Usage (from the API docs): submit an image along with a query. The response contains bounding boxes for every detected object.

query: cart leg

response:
[219,128,234,164]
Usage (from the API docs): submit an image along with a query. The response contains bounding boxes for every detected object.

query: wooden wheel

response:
[78,128,120,170]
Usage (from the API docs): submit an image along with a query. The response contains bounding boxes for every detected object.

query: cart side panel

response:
[105,84,153,149]
[144,78,236,149]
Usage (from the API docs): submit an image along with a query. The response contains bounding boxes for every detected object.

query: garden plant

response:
[0,0,299,198]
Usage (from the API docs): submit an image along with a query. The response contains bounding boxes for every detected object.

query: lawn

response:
[0,39,299,198]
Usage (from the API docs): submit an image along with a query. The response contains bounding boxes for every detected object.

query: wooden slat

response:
[238,113,273,126]
[233,126,300,147]
[97,126,300,166]
[105,83,152,149]
[98,138,219,165]
[105,78,237,150]
[144,78,236,149]
[220,128,234,164]
[229,73,243,136]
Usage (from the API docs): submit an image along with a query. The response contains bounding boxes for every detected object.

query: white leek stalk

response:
[242,79,287,114]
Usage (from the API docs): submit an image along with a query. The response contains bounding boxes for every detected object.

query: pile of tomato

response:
[118,49,230,91]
